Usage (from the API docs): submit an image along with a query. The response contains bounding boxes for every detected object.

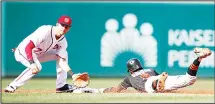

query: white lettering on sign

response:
[168,29,214,47]
[168,50,214,68]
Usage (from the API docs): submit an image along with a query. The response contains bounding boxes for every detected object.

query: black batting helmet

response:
[126,58,143,72]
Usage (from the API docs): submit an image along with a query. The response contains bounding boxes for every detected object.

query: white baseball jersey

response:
[10,25,69,89]
[7,15,73,91]
[16,25,68,61]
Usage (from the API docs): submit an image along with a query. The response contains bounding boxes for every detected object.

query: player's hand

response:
[30,63,39,74]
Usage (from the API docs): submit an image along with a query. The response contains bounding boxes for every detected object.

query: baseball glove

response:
[72,72,90,88]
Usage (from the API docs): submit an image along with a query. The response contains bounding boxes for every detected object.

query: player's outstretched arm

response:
[57,56,90,88]
[58,56,74,76]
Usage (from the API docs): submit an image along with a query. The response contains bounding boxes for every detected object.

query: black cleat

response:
[56,84,76,93]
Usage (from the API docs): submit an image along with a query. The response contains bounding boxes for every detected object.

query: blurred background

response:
[1,1,214,78]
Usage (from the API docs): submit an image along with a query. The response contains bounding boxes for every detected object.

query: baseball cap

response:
[58,15,72,27]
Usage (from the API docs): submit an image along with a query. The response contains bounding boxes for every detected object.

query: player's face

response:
[60,23,71,34]
[129,70,134,74]
[56,23,71,36]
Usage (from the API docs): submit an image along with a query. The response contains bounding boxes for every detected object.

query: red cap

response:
[58,15,72,27]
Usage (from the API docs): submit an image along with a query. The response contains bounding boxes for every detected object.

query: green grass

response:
[1,78,214,103]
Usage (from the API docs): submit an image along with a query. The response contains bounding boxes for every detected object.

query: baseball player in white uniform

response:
[101,47,212,93]
[5,15,81,93]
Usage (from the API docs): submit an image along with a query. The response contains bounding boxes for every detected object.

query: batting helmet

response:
[127,58,143,72]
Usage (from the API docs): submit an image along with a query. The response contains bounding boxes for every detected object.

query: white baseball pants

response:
[8,49,68,89]
[145,73,197,93]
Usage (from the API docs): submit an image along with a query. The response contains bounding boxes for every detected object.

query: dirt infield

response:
[121,89,214,94]
[2,89,214,94]
[169,89,214,94]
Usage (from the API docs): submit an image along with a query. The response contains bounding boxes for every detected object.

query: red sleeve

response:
[25,40,35,63]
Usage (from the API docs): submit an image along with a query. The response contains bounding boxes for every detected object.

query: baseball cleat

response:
[56,84,77,93]
[4,85,16,93]
[156,72,168,92]
[194,47,212,58]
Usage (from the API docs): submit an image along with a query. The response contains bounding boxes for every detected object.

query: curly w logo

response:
[100,13,158,67]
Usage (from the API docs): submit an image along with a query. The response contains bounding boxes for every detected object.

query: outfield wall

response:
[2,1,214,77]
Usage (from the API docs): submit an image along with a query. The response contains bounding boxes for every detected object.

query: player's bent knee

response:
[185,73,197,85]
[188,78,196,85]
[145,77,157,93]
